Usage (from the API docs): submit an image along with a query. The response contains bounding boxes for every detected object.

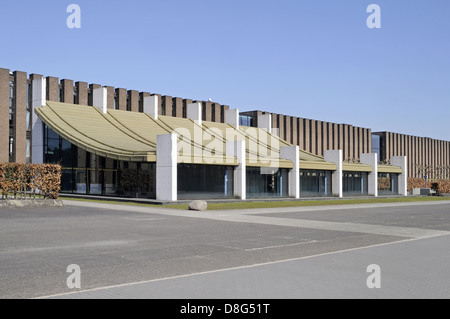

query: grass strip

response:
[60,196,450,211]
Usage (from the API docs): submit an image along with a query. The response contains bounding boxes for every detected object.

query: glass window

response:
[161,98,166,115]
[9,80,15,129]
[45,139,60,163]
[246,167,288,198]
[74,169,87,194]
[178,164,234,199]
[182,102,187,118]
[9,80,14,107]
[61,140,73,167]
[104,159,117,195]
[343,171,368,195]
[26,138,31,164]
[27,82,32,109]
[26,109,31,132]
[73,88,78,104]
[378,172,399,195]
[372,135,381,160]
[300,170,332,197]
[9,137,14,162]
[61,169,74,193]
[59,86,64,102]
[239,115,254,127]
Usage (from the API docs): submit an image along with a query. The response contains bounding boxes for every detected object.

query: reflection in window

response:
[178,164,234,199]
[372,135,381,160]
[239,115,254,127]
[300,170,332,197]
[247,167,288,198]
[26,138,31,164]
[378,172,399,195]
[343,171,368,195]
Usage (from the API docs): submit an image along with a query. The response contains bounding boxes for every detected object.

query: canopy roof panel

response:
[378,164,403,174]
[342,162,373,172]
[35,102,156,162]
[35,102,401,174]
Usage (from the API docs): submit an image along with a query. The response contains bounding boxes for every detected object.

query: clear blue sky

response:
[1,0,449,141]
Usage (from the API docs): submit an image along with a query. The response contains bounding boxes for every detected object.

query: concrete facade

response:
[0,68,9,162]
[93,87,108,114]
[187,103,202,126]
[225,108,240,130]
[360,153,378,197]
[324,150,343,198]
[156,134,177,201]
[391,156,408,196]
[241,110,373,161]
[374,131,450,178]
[1,67,448,200]
[226,140,246,200]
[31,75,46,164]
[280,145,300,198]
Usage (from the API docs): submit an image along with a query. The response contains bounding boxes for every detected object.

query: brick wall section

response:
[105,86,115,109]
[303,119,310,152]
[4,68,447,175]
[14,71,27,163]
[46,76,59,102]
[292,117,298,145]
[161,95,172,116]
[202,102,212,122]
[374,131,450,178]
[221,105,229,123]
[299,117,304,146]
[173,97,183,117]
[183,99,193,119]
[75,81,88,105]
[140,92,150,113]
[0,68,10,162]
[213,103,221,122]
[241,110,374,161]
[88,84,100,106]
[316,120,322,156]
[128,90,139,112]
[285,115,292,144]
[61,79,74,103]
[115,88,127,111]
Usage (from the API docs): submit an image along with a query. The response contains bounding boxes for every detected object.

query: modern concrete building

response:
[240,110,372,160]
[3,66,439,201]
[241,111,450,180]
[372,132,450,179]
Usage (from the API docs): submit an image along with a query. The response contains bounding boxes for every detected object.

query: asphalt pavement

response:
[0,199,449,299]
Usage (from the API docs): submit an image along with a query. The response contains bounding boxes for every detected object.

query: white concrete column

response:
[143,95,159,120]
[391,156,408,196]
[225,109,239,130]
[360,153,378,197]
[31,76,46,164]
[226,140,246,200]
[257,113,272,134]
[187,102,202,126]
[93,87,108,114]
[156,134,177,201]
[324,150,343,198]
[280,145,300,198]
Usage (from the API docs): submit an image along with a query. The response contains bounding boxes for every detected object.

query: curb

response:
[0,199,65,208]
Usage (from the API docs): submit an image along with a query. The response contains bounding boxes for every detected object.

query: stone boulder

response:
[188,200,208,211]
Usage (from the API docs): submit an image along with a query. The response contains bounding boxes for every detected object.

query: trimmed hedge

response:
[408,178,450,194]
[0,163,61,199]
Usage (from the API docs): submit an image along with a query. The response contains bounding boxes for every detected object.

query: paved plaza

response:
[0,200,449,299]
